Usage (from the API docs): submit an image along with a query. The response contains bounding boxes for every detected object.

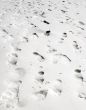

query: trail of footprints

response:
[0,0,86,109]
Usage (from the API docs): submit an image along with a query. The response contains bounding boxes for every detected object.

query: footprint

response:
[49,79,62,96]
[78,92,86,99]
[33,89,48,100]
[17,98,28,108]
[38,71,44,75]
[7,57,18,66]
[14,67,26,78]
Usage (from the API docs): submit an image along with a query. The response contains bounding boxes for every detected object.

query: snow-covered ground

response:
[0,0,86,110]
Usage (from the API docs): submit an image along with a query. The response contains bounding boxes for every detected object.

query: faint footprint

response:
[14,67,26,78]
[49,79,62,96]
[33,89,48,100]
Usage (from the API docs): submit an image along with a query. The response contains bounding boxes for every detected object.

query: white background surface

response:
[0,0,86,110]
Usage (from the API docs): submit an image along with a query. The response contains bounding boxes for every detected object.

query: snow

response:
[0,0,86,110]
